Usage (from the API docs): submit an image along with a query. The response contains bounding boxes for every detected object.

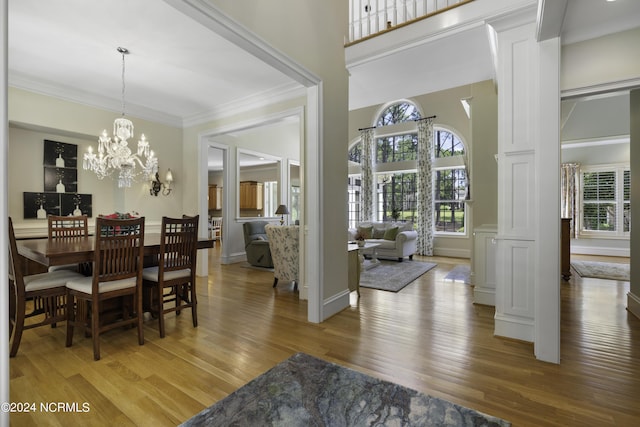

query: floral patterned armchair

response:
[265,225,299,290]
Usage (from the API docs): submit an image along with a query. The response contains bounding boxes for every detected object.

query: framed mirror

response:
[237,149,281,218]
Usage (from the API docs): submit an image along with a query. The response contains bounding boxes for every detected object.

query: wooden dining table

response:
[17,234,214,268]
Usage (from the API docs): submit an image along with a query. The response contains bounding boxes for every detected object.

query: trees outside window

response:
[348,101,467,234]
[581,165,630,236]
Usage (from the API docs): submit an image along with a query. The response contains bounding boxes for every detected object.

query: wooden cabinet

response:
[239,181,263,210]
[208,185,222,210]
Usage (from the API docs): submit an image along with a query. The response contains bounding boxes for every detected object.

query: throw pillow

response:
[372,227,386,239]
[357,225,373,239]
[383,226,399,241]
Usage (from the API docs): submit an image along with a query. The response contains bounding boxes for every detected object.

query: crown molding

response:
[9,72,183,128]
[182,81,305,128]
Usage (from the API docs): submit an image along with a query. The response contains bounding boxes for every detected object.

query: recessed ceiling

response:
[8,0,300,127]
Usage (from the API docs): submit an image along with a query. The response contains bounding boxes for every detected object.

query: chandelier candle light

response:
[83,47,158,188]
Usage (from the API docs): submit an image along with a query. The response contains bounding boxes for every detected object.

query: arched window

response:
[348,102,467,234]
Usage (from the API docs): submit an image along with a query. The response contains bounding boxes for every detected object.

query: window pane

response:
[583,203,616,231]
[349,143,362,164]
[434,168,466,233]
[583,171,615,201]
[376,102,421,127]
[348,176,361,228]
[376,134,418,163]
[435,130,464,158]
[376,173,417,222]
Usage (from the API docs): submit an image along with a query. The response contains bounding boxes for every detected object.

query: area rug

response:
[181,352,511,427]
[359,260,437,292]
[444,265,471,284]
[571,260,630,281]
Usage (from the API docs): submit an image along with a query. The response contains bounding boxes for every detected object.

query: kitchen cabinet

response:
[239,181,263,210]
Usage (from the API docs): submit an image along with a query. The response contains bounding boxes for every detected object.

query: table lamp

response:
[275,204,289,225]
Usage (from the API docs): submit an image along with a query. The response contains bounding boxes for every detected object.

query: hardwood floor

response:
[9,248,640,426]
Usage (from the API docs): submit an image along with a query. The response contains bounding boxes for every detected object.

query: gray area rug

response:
[359,260,437,292]
[571,260,630,281]
[444,265,471,284]
[181,352,511,427]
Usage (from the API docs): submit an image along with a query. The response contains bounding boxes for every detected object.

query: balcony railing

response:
[348,0,475,45]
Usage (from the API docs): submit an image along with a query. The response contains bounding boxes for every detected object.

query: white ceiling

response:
[8,0,640,131]
[8,0,299,127]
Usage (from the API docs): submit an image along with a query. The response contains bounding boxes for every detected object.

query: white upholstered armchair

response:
[265,225,299,291]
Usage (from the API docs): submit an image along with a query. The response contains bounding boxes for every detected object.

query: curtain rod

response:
[358,115,436,131]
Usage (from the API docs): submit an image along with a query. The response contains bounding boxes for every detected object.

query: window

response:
[434,168,467,232]
[376,173,417,222]
[348,101,467,234]
[347,176,361,228]
[263,181,278,219]
[581,165,630,236]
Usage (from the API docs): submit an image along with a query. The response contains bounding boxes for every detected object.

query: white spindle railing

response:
[348,0,472,44]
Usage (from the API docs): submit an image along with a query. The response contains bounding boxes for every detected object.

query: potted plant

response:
[354,230,367,247]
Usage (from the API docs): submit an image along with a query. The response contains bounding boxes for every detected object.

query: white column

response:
[489,9,561,363]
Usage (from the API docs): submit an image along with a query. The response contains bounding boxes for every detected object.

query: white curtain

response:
[360,128,374,223]
[416,118,434,256]
[561,162,581,238]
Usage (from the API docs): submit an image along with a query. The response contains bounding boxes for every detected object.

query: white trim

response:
[561,135,629,150]
[1,0,10,421]
[570,244,629,258]
[322,289,351,320]
[627,291,640,320]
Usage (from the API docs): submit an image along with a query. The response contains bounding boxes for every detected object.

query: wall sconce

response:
[150,169,173,196]
[275,204,289,225]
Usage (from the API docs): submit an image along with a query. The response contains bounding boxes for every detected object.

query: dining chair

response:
[65,216,145,361]
[208,216,222,244]
[143,215,199,338]
[8,217,84,357]
[47,214,89,273]
[48,214,89,239]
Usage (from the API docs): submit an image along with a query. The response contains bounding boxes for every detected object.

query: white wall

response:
[8,88,184,236]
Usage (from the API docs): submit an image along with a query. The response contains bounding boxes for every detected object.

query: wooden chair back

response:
[48,215,89,239]
[8,217,26,301]
[159,215,199,277]
[9,217,81,357]
[92,217,145,289]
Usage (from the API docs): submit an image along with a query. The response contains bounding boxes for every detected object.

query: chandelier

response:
[83,47,158,188]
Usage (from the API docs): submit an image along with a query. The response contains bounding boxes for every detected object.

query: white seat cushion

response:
[142,266,192,282]
[24,270,84,292]
[66,275,138,294]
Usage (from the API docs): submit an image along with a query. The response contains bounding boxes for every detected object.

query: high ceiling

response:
[8,0,640,128]
[8,0,299,127]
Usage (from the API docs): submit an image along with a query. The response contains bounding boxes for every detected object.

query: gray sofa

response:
[348,221,417,261]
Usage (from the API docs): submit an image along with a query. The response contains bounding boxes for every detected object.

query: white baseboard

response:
[571,245,630,258]
[627,291,640,320]
[433,248,471,258]
[494,313,534,342]
[473,288,495,306]
[322,289,350,320]
[223,252,247,264]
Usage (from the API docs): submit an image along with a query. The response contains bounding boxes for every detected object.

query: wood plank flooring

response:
[9,249,640,426]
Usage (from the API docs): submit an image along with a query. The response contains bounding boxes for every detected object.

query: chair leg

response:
[92,298,101,361]
[273,278,278,288]
[191,282,198,328]
[9,296,26,358]
[158,284,166,339]
[136,290,144,346]
[65,292,75,348]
